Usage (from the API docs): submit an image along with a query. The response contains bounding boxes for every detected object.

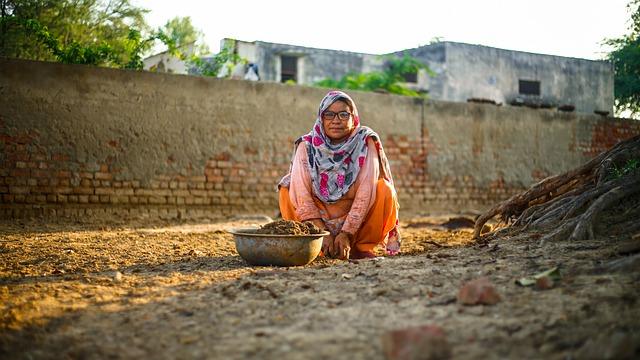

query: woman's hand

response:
[333,232,351,260]
[322,233,335,257]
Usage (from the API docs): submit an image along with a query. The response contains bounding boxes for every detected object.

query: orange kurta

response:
[278,138,398,256]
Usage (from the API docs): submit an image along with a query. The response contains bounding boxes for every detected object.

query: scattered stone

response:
[457,277,501,305]
[382,325,451,360]
[113,271,123,283]
[535,276,554,290]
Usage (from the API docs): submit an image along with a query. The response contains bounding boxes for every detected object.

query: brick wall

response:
[1,58,639,220]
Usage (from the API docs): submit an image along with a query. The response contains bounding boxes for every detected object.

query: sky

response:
[139,0,633,60]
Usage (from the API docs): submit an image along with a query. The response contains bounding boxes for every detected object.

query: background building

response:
[144,38,614,115]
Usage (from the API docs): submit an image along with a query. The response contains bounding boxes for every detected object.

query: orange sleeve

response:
[341,138,379,234]
[288,142,322,221]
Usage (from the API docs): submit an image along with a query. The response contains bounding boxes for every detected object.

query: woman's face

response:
[322,100,355,144]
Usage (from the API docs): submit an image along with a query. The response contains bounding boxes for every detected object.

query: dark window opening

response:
[519,80,540,96]
[403,71,418,83]
[281,55,297,83]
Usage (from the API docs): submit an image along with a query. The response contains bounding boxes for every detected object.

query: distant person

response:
[244,63,259,81]
[278,90,401,260]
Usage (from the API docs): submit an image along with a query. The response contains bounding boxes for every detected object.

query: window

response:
[403,71,418,83]
[519,80,540,96]
[281,55,297,83]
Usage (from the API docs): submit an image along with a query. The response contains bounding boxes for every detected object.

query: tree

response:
[314,54,434,97]
[604,0,640,117]
[159,16,208,54]
[0,0,149,65]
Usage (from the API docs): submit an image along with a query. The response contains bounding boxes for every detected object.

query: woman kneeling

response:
[278,91,401,260]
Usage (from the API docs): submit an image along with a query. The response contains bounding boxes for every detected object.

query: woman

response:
[278,90,401,260]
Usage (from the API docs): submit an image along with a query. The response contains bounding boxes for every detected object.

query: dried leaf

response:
[516,266,560,286]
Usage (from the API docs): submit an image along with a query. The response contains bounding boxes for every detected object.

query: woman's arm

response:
[340,138,380,236]
[288,142,323,222]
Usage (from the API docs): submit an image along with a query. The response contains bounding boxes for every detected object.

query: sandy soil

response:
[1,215,639,359]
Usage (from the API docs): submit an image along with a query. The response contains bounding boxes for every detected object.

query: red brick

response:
[11,169,30,177]
[73,187,94,195]
[148,196,166,204]
[95,188,115,195]
[31,169,49,178]
[114,188,134,196]
[52,153,69,161]
[95,172,112,180]
[9,186,29,194]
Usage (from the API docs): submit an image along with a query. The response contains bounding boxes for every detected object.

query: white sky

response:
[140,0,633,60]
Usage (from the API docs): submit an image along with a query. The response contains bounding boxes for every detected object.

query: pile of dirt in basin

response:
[255,220,323,235]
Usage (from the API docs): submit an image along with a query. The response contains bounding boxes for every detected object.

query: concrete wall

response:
[1,58,638,220]
[233,40,383,85]
[404,42,614,115]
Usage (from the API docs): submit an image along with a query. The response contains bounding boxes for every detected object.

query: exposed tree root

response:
[474,135,640,241]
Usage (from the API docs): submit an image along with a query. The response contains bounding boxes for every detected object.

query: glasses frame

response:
[321,110,352,121]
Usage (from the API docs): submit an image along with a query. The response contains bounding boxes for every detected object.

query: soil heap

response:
[255,220,323,235]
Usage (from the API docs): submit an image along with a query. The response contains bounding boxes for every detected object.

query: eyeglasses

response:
[322,111,352,121]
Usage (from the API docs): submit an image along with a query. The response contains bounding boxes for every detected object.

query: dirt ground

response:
[1,214,639,360]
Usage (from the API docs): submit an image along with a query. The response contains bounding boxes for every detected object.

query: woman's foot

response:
[386,227,401,256]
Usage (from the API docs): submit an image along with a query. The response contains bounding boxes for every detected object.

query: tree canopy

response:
[605,0,640,117]
[0,0,149,65]
[159,16,208,54]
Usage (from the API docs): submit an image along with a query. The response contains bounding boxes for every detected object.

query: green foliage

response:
[186,39,244,77]
[7,17,119,65]
[1,16,177,69]
[608,158,640,179]
[160,16,209,55]
[314,54,433,97]
[604,0,640,116]
[0,0,149,64]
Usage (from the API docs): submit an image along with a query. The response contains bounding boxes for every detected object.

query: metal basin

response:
[229,228,328,267]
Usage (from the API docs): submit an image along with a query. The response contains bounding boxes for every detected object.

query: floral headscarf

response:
[279,90,395,204]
